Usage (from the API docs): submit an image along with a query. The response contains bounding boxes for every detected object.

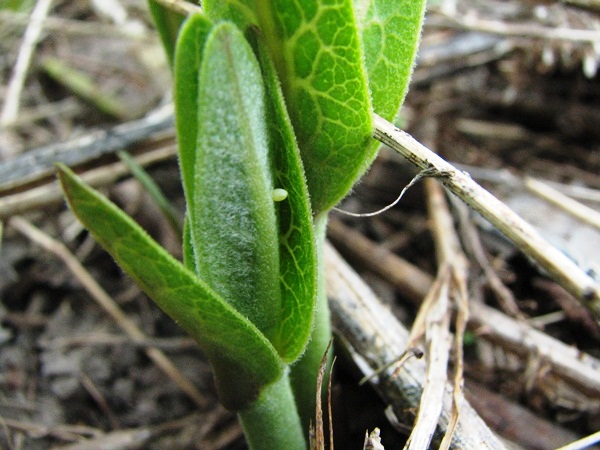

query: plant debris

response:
[1,0,600,449]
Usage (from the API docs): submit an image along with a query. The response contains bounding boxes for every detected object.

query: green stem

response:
[289,212,333,434]
[42,57,129,119]
[238,370,306,450]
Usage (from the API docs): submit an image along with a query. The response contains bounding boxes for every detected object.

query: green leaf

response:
[147,0,186,67]
[254,0,374,214]
[1,0,34,12]
[182,215,196,273]
[57,164,283,411]
[191,22,282,342]
[117,150,182,237]
[42,57,129,120]
[204,0,257,28]
[251,31,317,363]
[174,14,213,210]
[205,0,374,215]
[354,0,426,121]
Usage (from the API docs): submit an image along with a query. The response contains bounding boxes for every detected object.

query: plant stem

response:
[42,57,130,120]
[289,213,333,434]
[372,113,600,319]
[238,370,307,450]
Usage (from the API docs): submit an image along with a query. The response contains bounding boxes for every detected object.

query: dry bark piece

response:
[329,219,600,403]
[326,243,507,449]
[465,380,580,449]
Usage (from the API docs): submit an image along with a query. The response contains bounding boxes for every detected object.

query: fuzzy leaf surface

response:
[257,0,373,214]
[191,22,281,341]
[205,0,374,215]
[174,14,213,210]
[204,0,256,28]
[252,32,317,363]
[354,0,426,121]
[57,165,282,410]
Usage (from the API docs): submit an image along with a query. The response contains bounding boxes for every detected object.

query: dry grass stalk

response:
[404,266,452,450]
[328,219,600,402]
[326,243,506,449]
[1,0,53,129]
[372,114,600,320]
[310,340,334,450]
[524,177,600,230]
[151,0,202,15]
[0,104,174,193]
[450,196,522,318]
[363,428,385,450]
[424,176,470,450]
[8,216,208,409]
[0,145,176,219]
[470,301,600,397]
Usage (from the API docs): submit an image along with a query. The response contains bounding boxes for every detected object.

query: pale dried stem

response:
[328,359,335,450]
[424,178,470,450]
[8,216,208,409]
[525,177,600,231]
[0,11,155,38]
[556,430,600,450]
[407,270,446,347]
[404,267,452,450]
[470,301,600,397]
[450,196,522,318]
[425,181,464,270]
[312,340,333,450]
[151,0,202,15]
[1,0,54,129]
[0,417,101,441]
[329,221,600,397]
[443,269,469,450]
[363,428,385,450]
[0,103,174,193]
[326,244,506,449]
[372,114,600,320]
[0,144,176,219]
[456,164,600,205]
[432,9,600,43]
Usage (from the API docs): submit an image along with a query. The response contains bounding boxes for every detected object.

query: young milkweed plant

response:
[57,1,425,449]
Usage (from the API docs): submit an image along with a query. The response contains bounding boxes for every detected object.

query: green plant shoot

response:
[58,1,425,448]
[57,163,283,411]
[205,0,372,215]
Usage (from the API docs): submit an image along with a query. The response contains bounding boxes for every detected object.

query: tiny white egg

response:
[272,188,288,202]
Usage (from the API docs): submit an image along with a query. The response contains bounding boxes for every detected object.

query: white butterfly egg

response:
[272,188,288,202]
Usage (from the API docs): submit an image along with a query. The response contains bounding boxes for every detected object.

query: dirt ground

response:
[1,1,600,449]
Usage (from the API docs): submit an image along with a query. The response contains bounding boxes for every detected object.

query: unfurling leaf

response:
[251,30,317,363]
[354,0,426,121]
[188,21,282,342]
[174,13,213,209]
[206,0,374,215]
[57,164,282,411]
[176,17,318,364]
